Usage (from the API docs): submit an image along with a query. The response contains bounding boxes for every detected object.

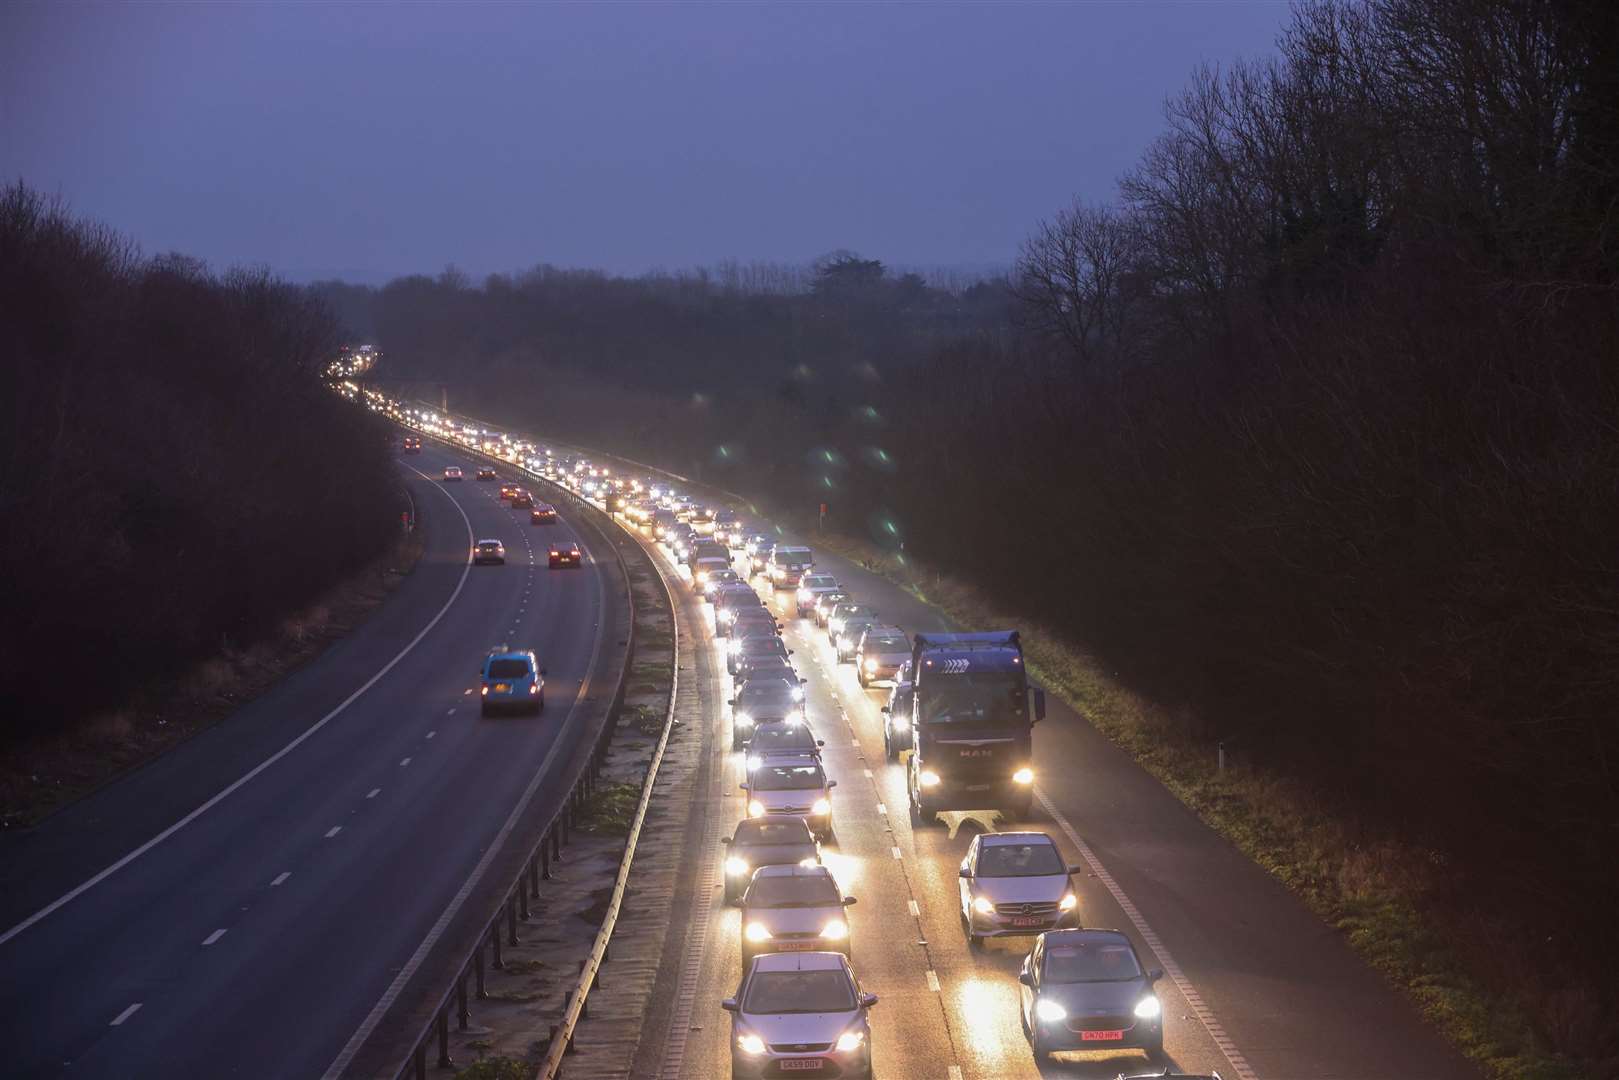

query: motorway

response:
[624,516,1480,1080]
[0,443,625,1079]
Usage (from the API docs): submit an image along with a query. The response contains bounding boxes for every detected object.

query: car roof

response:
[980,831,1058,848]
[485,649,533,662]
[1040,927,1133,949]
[749,951,847,973]
[476,538,503,545]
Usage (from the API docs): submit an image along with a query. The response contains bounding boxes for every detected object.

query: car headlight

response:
[719,609,735,623]
[811,798,831,816]
[919,770,941,787]
[1034,998,1067,1022]
[748,800,766,817]
[746,755,762,771]
[829,619,843,633]
[1134,995,1161,1019]
[799,857,819,868]
[790,685,804,701]
[892,715,909,731]
[834,1030,865,1053]
[972,895,995,915]
[1059,892,1077,911]
[863,658,877,672]
[820,919,848,940]
[798,589,812,600]
[837,636,850,650]
[697,571,709,583]
[728,640,742,655]
[737,1033,767,1055]
[734,712,753,729]
[1012,767,1034,784]
[744,922,772,942]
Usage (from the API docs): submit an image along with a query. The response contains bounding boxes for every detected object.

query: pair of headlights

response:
[747,798,830,818]
[743,919,846,943]
[1032,995,1159,1022]
[737,1030,864,1055]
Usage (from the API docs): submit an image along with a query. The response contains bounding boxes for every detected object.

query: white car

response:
[443,466,463,481]
[722,952,876,1079]
[958,832,1080,946]
[740,864,856,964]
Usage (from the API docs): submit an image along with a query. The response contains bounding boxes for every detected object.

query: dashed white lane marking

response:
[925,969,940,991]
[426,730,436,739]
[202,928,227,946]
[110,1003,142,1026]
[908,899,921,917]
[1038,790,1259,1080]
[947,1066,964,1080]
[271,872,291,887]
[325,826,342,839]
[366,788,380,799]
[399,757,412,767]
[890,846,903,859]
[446,708,456,715]
[462,688,471,696]
[876,803,886,816]
[863,768,873,778]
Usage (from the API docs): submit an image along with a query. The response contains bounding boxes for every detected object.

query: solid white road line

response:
[890,846,903,859]
[109,1003,142,1026]
[876,803,886,816]
[202,929,227,946]
[947,1066,964,1080]
[366,788,380,799]
[925,969,940,992]
[1038,789,1259,1080]
[908,899,921,917]
[0,464,477,951]
[271,872,291,887]
[325,827,342,839]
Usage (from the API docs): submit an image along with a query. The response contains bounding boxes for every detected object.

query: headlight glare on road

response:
[737,1033,767,1055]
[725,857,749,877]
[820,919,848,940]
[1034,998,1067,1022]
[735,712,753,729]
[799,857,819,868]
[744,922,772,942]
[786,708,804,724]
[1059,892,1077,911]
[972,895,995,915]
[1012,767,1034,784]
[834,1030,865,1053]
[864,658,877,672]
[748,800,766,817]
[728,639,742,655]
[811,798,831,816]
[1134,995,1162,1019]
[919,770,941,787]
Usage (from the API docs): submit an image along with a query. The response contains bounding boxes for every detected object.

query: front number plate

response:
[779,1060,825,1071]
[1010,916,1045,927]
[1081,1030,1124,1041]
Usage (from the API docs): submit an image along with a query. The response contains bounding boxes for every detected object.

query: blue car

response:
[480,649,545,716]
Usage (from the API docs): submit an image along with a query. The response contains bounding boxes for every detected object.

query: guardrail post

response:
[457,971,469,1030]
[413,1043,426,1080]
[507,896,519,946]
[550,823,561,866]
[475,948,486,999]
[542,833,553,879]
[529,854,540,898]
[436,1007,451,1068]
[518,879,530,920]
[491,922,504,971]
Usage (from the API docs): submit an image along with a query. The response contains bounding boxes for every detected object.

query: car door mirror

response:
[721,837,732,845]
[540,668,548,677]
[1017,971,1034,987]
[816,740,825,747]
[843,896,857,906]
[1148,968,1164,982]
[958,867,971,879]
[881,704,892,714]
[787,649,794,656]
[826,780,837,789]
[721,997,739,1012]
[859,992,878,1008]
[1033,687,1047,723]
[739,782,750,791]
[728,698,737,707]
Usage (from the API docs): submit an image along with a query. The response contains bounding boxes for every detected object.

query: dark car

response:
[1018,928,1165,1064]
[473,539,506,565]
[549,540,583,568]
[402,436,421,453]
[729,676,804,751]
[476,467,497,481]
[882,664,914,761]
[510,489,534,509]
[722,817,820,904]
[729,630,790,677]
[531,503,558,524]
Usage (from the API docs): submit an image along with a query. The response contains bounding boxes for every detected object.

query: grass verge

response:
[804,525,1586,1080]
[576,781,640,836]
[0,519,425,830]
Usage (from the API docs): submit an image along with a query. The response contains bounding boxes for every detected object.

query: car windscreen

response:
[1043,941,1143,983]
[743,970,856,1015]
[745,875,841,908]
[478,542,501,551]
[733,819,812,845]
[777,553,813,568]
[752,764,825,791]
[976,842,1065,877]
[918,669,1027,728]
[739,685,795,707]
[487,659,530,679]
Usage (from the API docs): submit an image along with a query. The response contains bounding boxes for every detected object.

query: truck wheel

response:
[1007,795,1033,821]
[884,732,897,763]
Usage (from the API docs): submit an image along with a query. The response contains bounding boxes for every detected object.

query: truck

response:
[904,631,1045,824]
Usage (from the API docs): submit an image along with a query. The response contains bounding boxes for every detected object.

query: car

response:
[691,556,731,593]
[549,540,583,568]
[741,753,836,840]
[722,952,876,1080]
[733,654,798,693]
[510,489,534,509]
[714,513,745,546]
[473,539,506,565]
[1018,928,1166,1063]
[1115,1072,1222,1080]
[402,436,421,453]
[499,483,520,500]
[959,832,1081,946]
[722,817,821,904]
[767,545,815,590]
[689,507,717,535]
[730,677,805,750]
[479,648,545,715]
[881,664,915,761]
[531,503,559,524]
[700,567,741,598]
[833,614,883,664]
[856,626,910,688]
[712,585,763,634]
[744,721,823,771]
[476,467,496,481]
[740,864,856,964]
[825,601,876,645]
[795,572,840,617]
[726,607,782,644]
[685,538,730,569]
[813,589,851,628]
[650,508,679,540]
[729,632,790,678]
[443,466,464,482]
[748,540,776,577]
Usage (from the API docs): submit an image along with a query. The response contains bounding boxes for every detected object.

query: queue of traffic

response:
[362,392,1207,1080]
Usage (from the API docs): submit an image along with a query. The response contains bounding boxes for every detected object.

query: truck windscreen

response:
[919,670,1026,727]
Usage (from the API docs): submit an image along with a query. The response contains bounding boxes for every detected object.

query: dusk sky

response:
[2,1,1290,283]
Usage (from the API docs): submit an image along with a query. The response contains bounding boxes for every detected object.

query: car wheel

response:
[884,731,896,763]
[536,693,545,715]
[1144,1031,1165,1061]
[732,734,744,751]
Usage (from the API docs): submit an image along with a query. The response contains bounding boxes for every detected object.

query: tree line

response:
[0,183,400,745]
[320,1,1618,1066]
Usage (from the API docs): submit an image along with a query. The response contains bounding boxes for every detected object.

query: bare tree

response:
[1013,201,1145,370]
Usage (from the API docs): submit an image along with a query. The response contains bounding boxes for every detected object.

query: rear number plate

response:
[779,1060,824,1071]
[1081,1030,1124,1041]
[493,684,510,692]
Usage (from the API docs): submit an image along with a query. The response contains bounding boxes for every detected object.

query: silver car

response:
[833,615,881,664]
[472,539,506,565]
[744,720,823,772]
[958,832,1080,946]
[881,664,914,761]
[722,952,876,1079]
[855,626,910,688]
[742,754,836,840]
[795,573,840,616]
[739,864,856,963]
